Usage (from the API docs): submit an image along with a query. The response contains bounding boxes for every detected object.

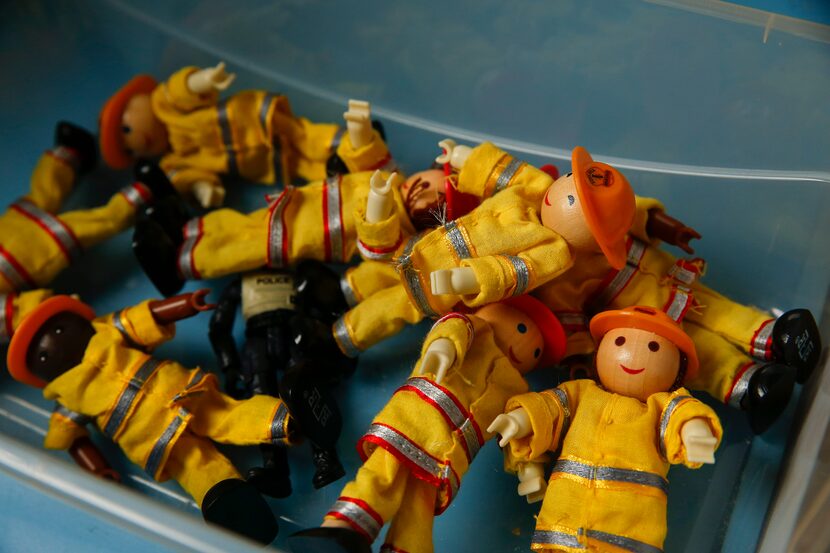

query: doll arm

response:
[659,389,722,468]
[45,408,120,481]
[335,100,395,173]
[365,170,395,223]
[645,209,701,254]
[343,99,373,150]
[69,437,120,482]
[111,291,214,350]
[353,172,408,261]
[415,313,475,384]
[488,407,533,447]
[149,289,215,325]
[492,386,575,461]
[186,61,236,94]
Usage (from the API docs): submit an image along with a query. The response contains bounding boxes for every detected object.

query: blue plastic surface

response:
[0,1,828,552]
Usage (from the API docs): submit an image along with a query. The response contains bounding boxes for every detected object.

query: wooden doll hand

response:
[418,338,456,384]
[517,461,547,504]
[435,139,472,170]
[193,180,226,208]
[681,418,717,464]
[343,99,373,148]
[188,61,236,93]
[365,170,395,223]
[487,408,532,447]
[430,267,480,295]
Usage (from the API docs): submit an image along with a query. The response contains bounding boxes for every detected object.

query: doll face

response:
[476,303,544,374]
[540,173,600,253]
[595,327,680,401]
[401,169,446,230]
[26,312,96,384]
[121,93,169,158]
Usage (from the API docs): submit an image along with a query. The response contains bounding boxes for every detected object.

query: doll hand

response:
[365,170,395,223]
[343,99,373,149]
[223,365,248,400]
[193,180,226,208]
[188,61,236,93]
[430,267,480,295]
[675,226,702,254]
[517,462,547,504]
[487,408,532,447]
[418,338,456,384]
[681,418,717,464]
[435,139,472,170]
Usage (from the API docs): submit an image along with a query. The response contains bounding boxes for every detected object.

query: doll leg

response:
[164,431,278,544]
[26,151,77,213]
[333,284,424,357]
[381,475,438,553]
[341,261,401,307]
[269,95,341,183]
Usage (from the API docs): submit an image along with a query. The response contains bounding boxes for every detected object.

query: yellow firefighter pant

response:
[684,321,757,404]
[164,431,242,506]
[326,447,437,553]
[336,283,425,355]
[27,152,75,213]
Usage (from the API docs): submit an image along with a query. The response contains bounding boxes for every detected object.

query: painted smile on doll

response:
[543,188,552,206]
[508,346,522,365]
[620,364,645,375]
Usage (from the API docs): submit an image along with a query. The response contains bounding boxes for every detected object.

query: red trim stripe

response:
[10,204,80,262]
[0,246,37,289]
[369,153,393,171]
[750,319,774,360]
[724,361,756,404]
[322,183,332,262]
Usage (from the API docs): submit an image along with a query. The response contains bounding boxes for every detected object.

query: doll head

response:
[7,296,97,388]
[590,306,698,402]
[100,75,169,169]
[539,147,635,270]
[401,168,446,231]
[476,295,566,374]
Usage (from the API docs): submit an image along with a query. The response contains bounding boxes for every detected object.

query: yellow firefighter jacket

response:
[357,312,529,513]
[505,380,722,552]
[0,289,53,344]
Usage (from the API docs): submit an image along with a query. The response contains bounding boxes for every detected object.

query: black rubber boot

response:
[771,309,822,383]
[742,363,796,434]
[201,478,278,544]
[311,444,345,489]
[288,527,372,553]
[134,159,179,202]
[293,260,349,323]
[132,215,185,297]
[54,121,97,175]
[247,445,292,499]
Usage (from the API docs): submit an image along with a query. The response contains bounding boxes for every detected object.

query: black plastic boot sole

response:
[745,363,796,434]
[132,216,185,297]
[288,527,372,553]
[247,466,293,499]
[772,309,822,383]
[201,478,278,544]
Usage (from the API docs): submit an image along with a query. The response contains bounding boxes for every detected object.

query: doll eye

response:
[55,327,63,335]
[533,348,541,358]
[517,323,527,334]
[121,125,132,135]
[38,351,48,363]
[566,172,573,177]
[648,341,660,352]
[615,336,626,346]
[567,194,575,206]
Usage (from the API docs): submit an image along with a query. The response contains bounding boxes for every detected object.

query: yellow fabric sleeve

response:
[336,130,391,173]
[108,300,176,350]
[661,389,723,469]
[162,66,218,112]
[161,164,223,197]
[456,142,511,198]
[416,314,476,375]
[354,209,404,255]
[44,412,89,450]
[59,192,137,248]
[459,238,573,307]
[504,390,567,461]
[26,151,76,213]
[631,196,666,244]
[343,261,401,302]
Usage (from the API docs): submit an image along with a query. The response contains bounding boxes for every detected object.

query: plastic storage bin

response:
[1,1,829,551]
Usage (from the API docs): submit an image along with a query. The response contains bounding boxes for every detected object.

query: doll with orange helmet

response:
[288,295,566,553]
[489,306,722,553]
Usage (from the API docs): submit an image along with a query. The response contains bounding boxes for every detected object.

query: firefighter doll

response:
[489,306,722,553]
[5,290,300,544]
[287,295,567,553]
[208,261,359,497]
[441,140,822,433]
[0,122,169,344]
[132,100,444,297]
[332,143,636,359]
[99,62,380,207]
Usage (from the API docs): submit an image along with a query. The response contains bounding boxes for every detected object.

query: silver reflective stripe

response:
[0,293,9,342]
[729,363,762,409]
[402,377,481,462]
[532,530,584,549]
[267,187,293,269]
[270,402,290,442]
[112,310,143,350]
[665,287,692,322]
[340,275,359,307]
[177,218,202,280]
[119,183,151,208]
[591,239,646,308]
[171,370,207,403]
[13,199,81,262]
[397,234,438,318]
[556,312,589,328]
[329,127,345,152]
[553,459,668,494]
[145,408,189,478]
[586,529,663,553]
[325,175,344,262]
[493,157,523,195]
[217,99,238,175]
[103,358,163,438]
[328,499,381,541]
[658,395,691,459]
[50,146,79,170]
[750,319,775,359]
[259,93,278,135]
[444,221,471,260]
[668,262,698,285]
[551,388,571,435]
[333,316,361,358]
[54,404,92,426]
[505,256,530,296]
[0,250,32,290]
[364,423,456,493]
